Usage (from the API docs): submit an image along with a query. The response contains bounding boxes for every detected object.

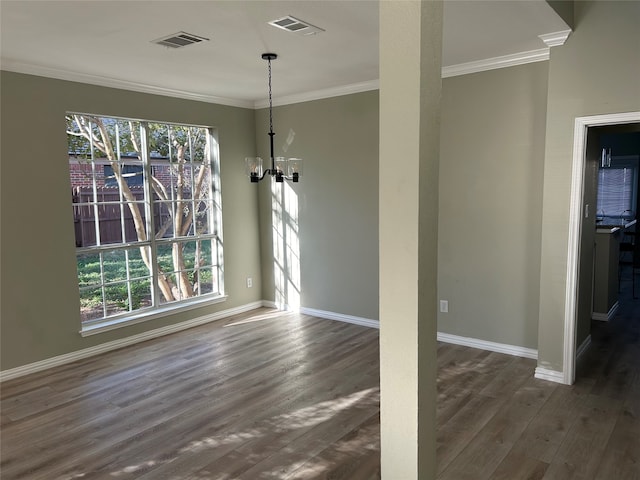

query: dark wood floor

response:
[1,310,381,480]
[1,280,638,479]
[436,274,640,480]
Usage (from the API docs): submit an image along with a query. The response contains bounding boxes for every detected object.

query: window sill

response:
[80,295,228,337]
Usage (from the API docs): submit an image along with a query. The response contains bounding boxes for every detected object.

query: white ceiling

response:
[0,1,570,108]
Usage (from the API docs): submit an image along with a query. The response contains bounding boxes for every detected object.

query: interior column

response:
[379,1,442,478]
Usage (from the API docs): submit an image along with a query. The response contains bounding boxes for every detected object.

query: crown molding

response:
[260,47,553,107]
[441,48,550,78]
[3,47,553,110]
[254,80,380,108]
[538,29,572,47]
[0,58,254,109]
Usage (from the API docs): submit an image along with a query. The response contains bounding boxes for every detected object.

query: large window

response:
[67,114,224,330]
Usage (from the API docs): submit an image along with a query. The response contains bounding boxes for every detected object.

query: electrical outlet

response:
[246,277,253,288]
[440,300,449,313]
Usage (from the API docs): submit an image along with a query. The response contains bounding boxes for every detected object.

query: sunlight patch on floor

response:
[269,387,378,431]
[110,460,159,476]
[106,387,378,479]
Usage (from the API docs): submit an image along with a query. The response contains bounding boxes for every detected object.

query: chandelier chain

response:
[268,58,273,134]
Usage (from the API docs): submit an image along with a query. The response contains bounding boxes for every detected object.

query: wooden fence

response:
[72,186,169,247]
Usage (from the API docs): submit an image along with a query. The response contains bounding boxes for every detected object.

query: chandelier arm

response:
[257,168,272,181]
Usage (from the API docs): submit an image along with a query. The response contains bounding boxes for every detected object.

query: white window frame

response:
[67,113,225,336]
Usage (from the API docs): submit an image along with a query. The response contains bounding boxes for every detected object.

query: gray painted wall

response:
[1,64,550,372]
[256,92,380,320]
[538,0,640,372]
[251,60,550,354]
[0,72,262,370]
[438,62,549,349]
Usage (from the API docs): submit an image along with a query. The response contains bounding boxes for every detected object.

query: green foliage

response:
[147,123,207,162]
[77,240,214,313]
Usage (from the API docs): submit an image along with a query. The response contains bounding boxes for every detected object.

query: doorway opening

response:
[564,111,640,385]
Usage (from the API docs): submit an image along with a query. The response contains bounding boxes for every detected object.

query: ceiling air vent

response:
[152,31,209,49]
[268,16,324,36]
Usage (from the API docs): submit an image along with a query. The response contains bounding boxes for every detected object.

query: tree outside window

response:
[67,114,224,326]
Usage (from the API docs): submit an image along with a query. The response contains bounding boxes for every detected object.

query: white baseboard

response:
[293,306,576,386]
[1,299,548,382]
[299,307,380,329]
[534,367,567,384]
[262,300,291,311]
[259,301,380,329]
[592,301,619,322]
[436,332,538,359]
[272,303,537,360]
[0,301,264,382]
[262,300,277,309]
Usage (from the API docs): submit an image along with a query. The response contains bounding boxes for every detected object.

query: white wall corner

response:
[538,30,572,47]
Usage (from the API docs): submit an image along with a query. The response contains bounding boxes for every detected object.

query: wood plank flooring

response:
[1,287,639,479]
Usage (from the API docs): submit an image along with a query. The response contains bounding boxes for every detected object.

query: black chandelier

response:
[245,53,303,183]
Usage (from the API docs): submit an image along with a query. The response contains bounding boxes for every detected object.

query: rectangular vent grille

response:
[152,31,209,49]
[268,16,324,36]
